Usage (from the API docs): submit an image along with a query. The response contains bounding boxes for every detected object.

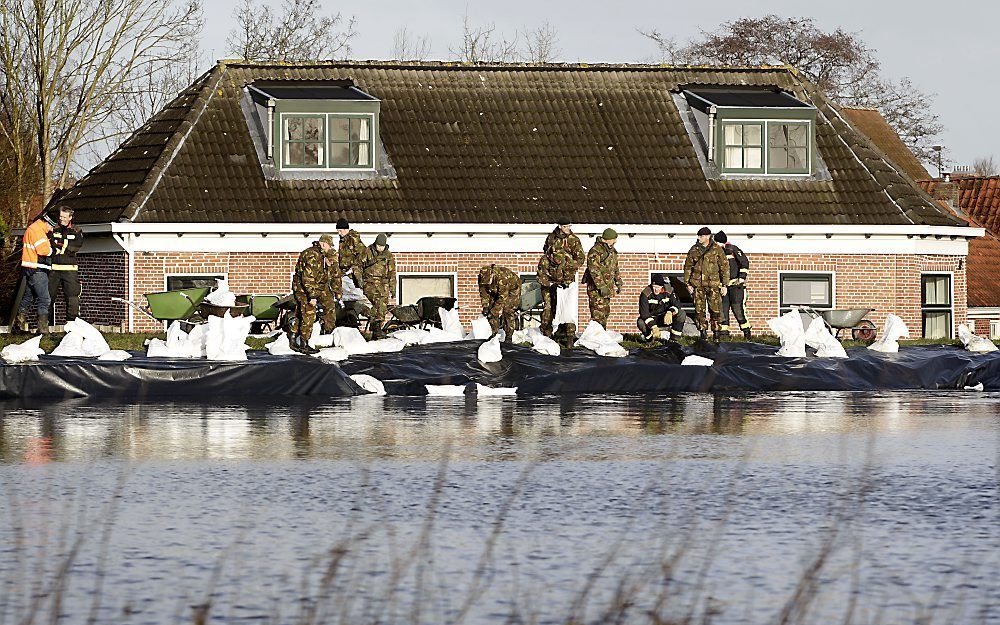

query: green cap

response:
[318,234,334,246]
[602,228,618,240]
[375,233,388,246]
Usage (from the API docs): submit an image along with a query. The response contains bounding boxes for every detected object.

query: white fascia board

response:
[111,223,981,256]
[968,307,1000,318]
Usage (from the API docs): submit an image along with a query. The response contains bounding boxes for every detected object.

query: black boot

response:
[743,329,752,340]
[38,318,50,336]
[13,313,28,333]
[290,334,319,355]
[699,329,708,341]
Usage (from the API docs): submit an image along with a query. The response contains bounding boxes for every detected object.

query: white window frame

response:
[720,119,813,177]
[278,112,377,172]
[396,271,458,307]
[777,271,836,314]
[163,272,227,292]
[920,271,954,340]
[990,319,1000,340]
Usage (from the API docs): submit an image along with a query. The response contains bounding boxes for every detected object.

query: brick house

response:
[57,60,980,337]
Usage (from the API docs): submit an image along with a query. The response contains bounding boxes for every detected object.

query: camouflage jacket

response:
[338,229,367,275]
[583,240,623,297]
[683,241,728,287]
[478,264,521,308]
[537,228,585,286]
[294,242,337,298]
[324,248,343,297]
[360,243,397,296]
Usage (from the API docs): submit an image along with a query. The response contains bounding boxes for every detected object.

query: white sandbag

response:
[362,337,406,353]
[425,327,464,343]
[314,346,349,362]
[470,316,493,339]
[51,318,112,358]
[332,326,367,348]
[390,328,431,346]
[475,384,517,396]
[1,335,45,363]
[964,383,985,391]
[512,327,542,344]
[553,282,579,327]
[576,320,628,358]
[530,333,561,356]
[164,320,189,353]
[478,334,503,363]
[958,324,998,352]
[868,314,910,353]
[184,324,208,358]
[341,275,365,302]
[439,307,463,337]
[306,323,335,348]
[681,355,715,366]
[767,309,807,357]
[804,317,849,359]
[145,338,171,358]
[425,384,469,396]
[265,333,297,356]
[204,279,237,306]
[98,350,132,361]
[351,374,386,395]
[205,312,254,361]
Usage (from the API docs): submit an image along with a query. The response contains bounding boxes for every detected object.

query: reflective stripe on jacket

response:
[21,219,53,269]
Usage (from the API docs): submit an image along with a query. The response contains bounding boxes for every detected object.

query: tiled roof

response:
[967,235,1000,308]
[840,107,931,182]
[60,60,961,227]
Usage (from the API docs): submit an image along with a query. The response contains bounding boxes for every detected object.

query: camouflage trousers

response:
[363,280,391,332]
[586,285,613,329]
[485,290,519,340]
[292,286,337,342]
[692,284,724,332]
[540,284,576,338]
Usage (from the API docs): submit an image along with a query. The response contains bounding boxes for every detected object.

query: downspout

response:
[113,232,135,333]
[267,99,276,160]
[707,105,717,163]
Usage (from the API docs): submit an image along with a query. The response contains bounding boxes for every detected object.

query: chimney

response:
[928,178,961,214]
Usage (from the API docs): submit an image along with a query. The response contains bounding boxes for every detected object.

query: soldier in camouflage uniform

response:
[336,217,367,288]
[290,234,342,354]
[478,264,521,341]
[536,217,586,341]
[583,228,623,329]
[683,227,729,340]
[359,233,396,339]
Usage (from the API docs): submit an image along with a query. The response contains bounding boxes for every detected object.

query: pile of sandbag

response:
[51,318,132,360]
[148,312,255,360]
[575,321,628,357]
[867,314,909,353]
[477,333,503,363]
[511,327,561,356]
[767,310,808,357]
[803,317,848,358]
[1,335,45,363]
[958,324,998,352]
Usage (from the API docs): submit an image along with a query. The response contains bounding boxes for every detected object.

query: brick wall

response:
[109,250,968,337]
[54,253,127,328]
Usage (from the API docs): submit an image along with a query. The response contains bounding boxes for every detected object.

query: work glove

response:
[650,326,661,340]
[737,278,746,286]
[663,311,673,325]
[720,286,728,297]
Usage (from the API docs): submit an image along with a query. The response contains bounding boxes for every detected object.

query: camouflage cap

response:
[375,233,388,246]
[602,228,618,240]
[318,234,335,246]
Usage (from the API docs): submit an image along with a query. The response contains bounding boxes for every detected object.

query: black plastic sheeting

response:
[2,342,999,400]
[339,341,1000,395]
[0,352,362,400]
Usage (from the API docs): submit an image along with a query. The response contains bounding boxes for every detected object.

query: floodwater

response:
[0,392,998,625]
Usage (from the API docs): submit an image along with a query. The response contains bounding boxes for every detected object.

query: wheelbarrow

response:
[799,306,878,343]
[113,287,247,327]
[384,296,458,332]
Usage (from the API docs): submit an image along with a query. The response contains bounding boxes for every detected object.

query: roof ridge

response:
[125,65,228,222]
[218,58,797,73]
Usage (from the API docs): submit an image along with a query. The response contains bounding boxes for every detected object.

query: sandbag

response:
[351,374,386,395]
[470,316,493,340]
[478,334,503,363]
[265,333,295,355]
[530,333,561,356]
[868,314,910,353]
[332,326,367,348]
[314,346,349,362]
[425,384,468,396]
[98,350,132,361]
[205,312,254,361]
[553,282,579,327]
[958,324,998,353]
[804,317,849,359]
[341,276,365,302]
[390,328,431,346]
[439,307,463,338]
[1,335,45,363]
[51,318,112,358]
[767,309,807,357]
[425,327,464,343]
[682,355,715,366]
[204,278,237,306]
[308,322,334,348]
[576,320,627,357]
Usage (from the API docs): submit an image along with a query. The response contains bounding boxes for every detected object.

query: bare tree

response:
[450,12,519,63]
[227,0,356,62]
[972,155,999,177]
[391,26,432,61]
[0,0,204,206]
[640,15,944,166]
[522,21,560,64]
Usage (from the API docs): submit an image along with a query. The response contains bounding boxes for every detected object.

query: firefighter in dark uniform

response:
[47,206,84,323]
[289,234,341,354]
[714,231,752,339]
[637,274,687,341]
[478,264,521,341]
[537,216,586,343]
[682,226,728,340]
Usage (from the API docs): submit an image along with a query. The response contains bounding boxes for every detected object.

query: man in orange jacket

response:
[16,210,56,334]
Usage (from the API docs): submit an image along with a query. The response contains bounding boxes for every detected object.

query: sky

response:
[200,0,994,171]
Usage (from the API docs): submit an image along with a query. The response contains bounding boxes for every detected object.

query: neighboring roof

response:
[967,235,1000,308]
[59,60,961,227]
[840,107,931,182]
[686,87,810,108]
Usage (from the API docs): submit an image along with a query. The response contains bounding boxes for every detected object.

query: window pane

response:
[769,124,787,147]
[351,118,370,141]
[329,143,350,166]
[167,275,224,291]
[398,276,455,306]
[724,124,742,145]
[303,118,323,141]
[286,142,305,166]
[744,124,762,146]
[922,275,951,305]
[725,147,743,169]
[770,148,788,169]
[781,276,831,307]
[788,124,807,146]
[330,117,350,141]
[286,118,302,141]
[351,142,370,166]
[304,143,323,166]
[787,147,807,170]
[745,147,762,169]
[923,311,950,339]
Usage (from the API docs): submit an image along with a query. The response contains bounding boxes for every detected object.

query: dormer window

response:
[683,87,817,177]
[280,113,374,169]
